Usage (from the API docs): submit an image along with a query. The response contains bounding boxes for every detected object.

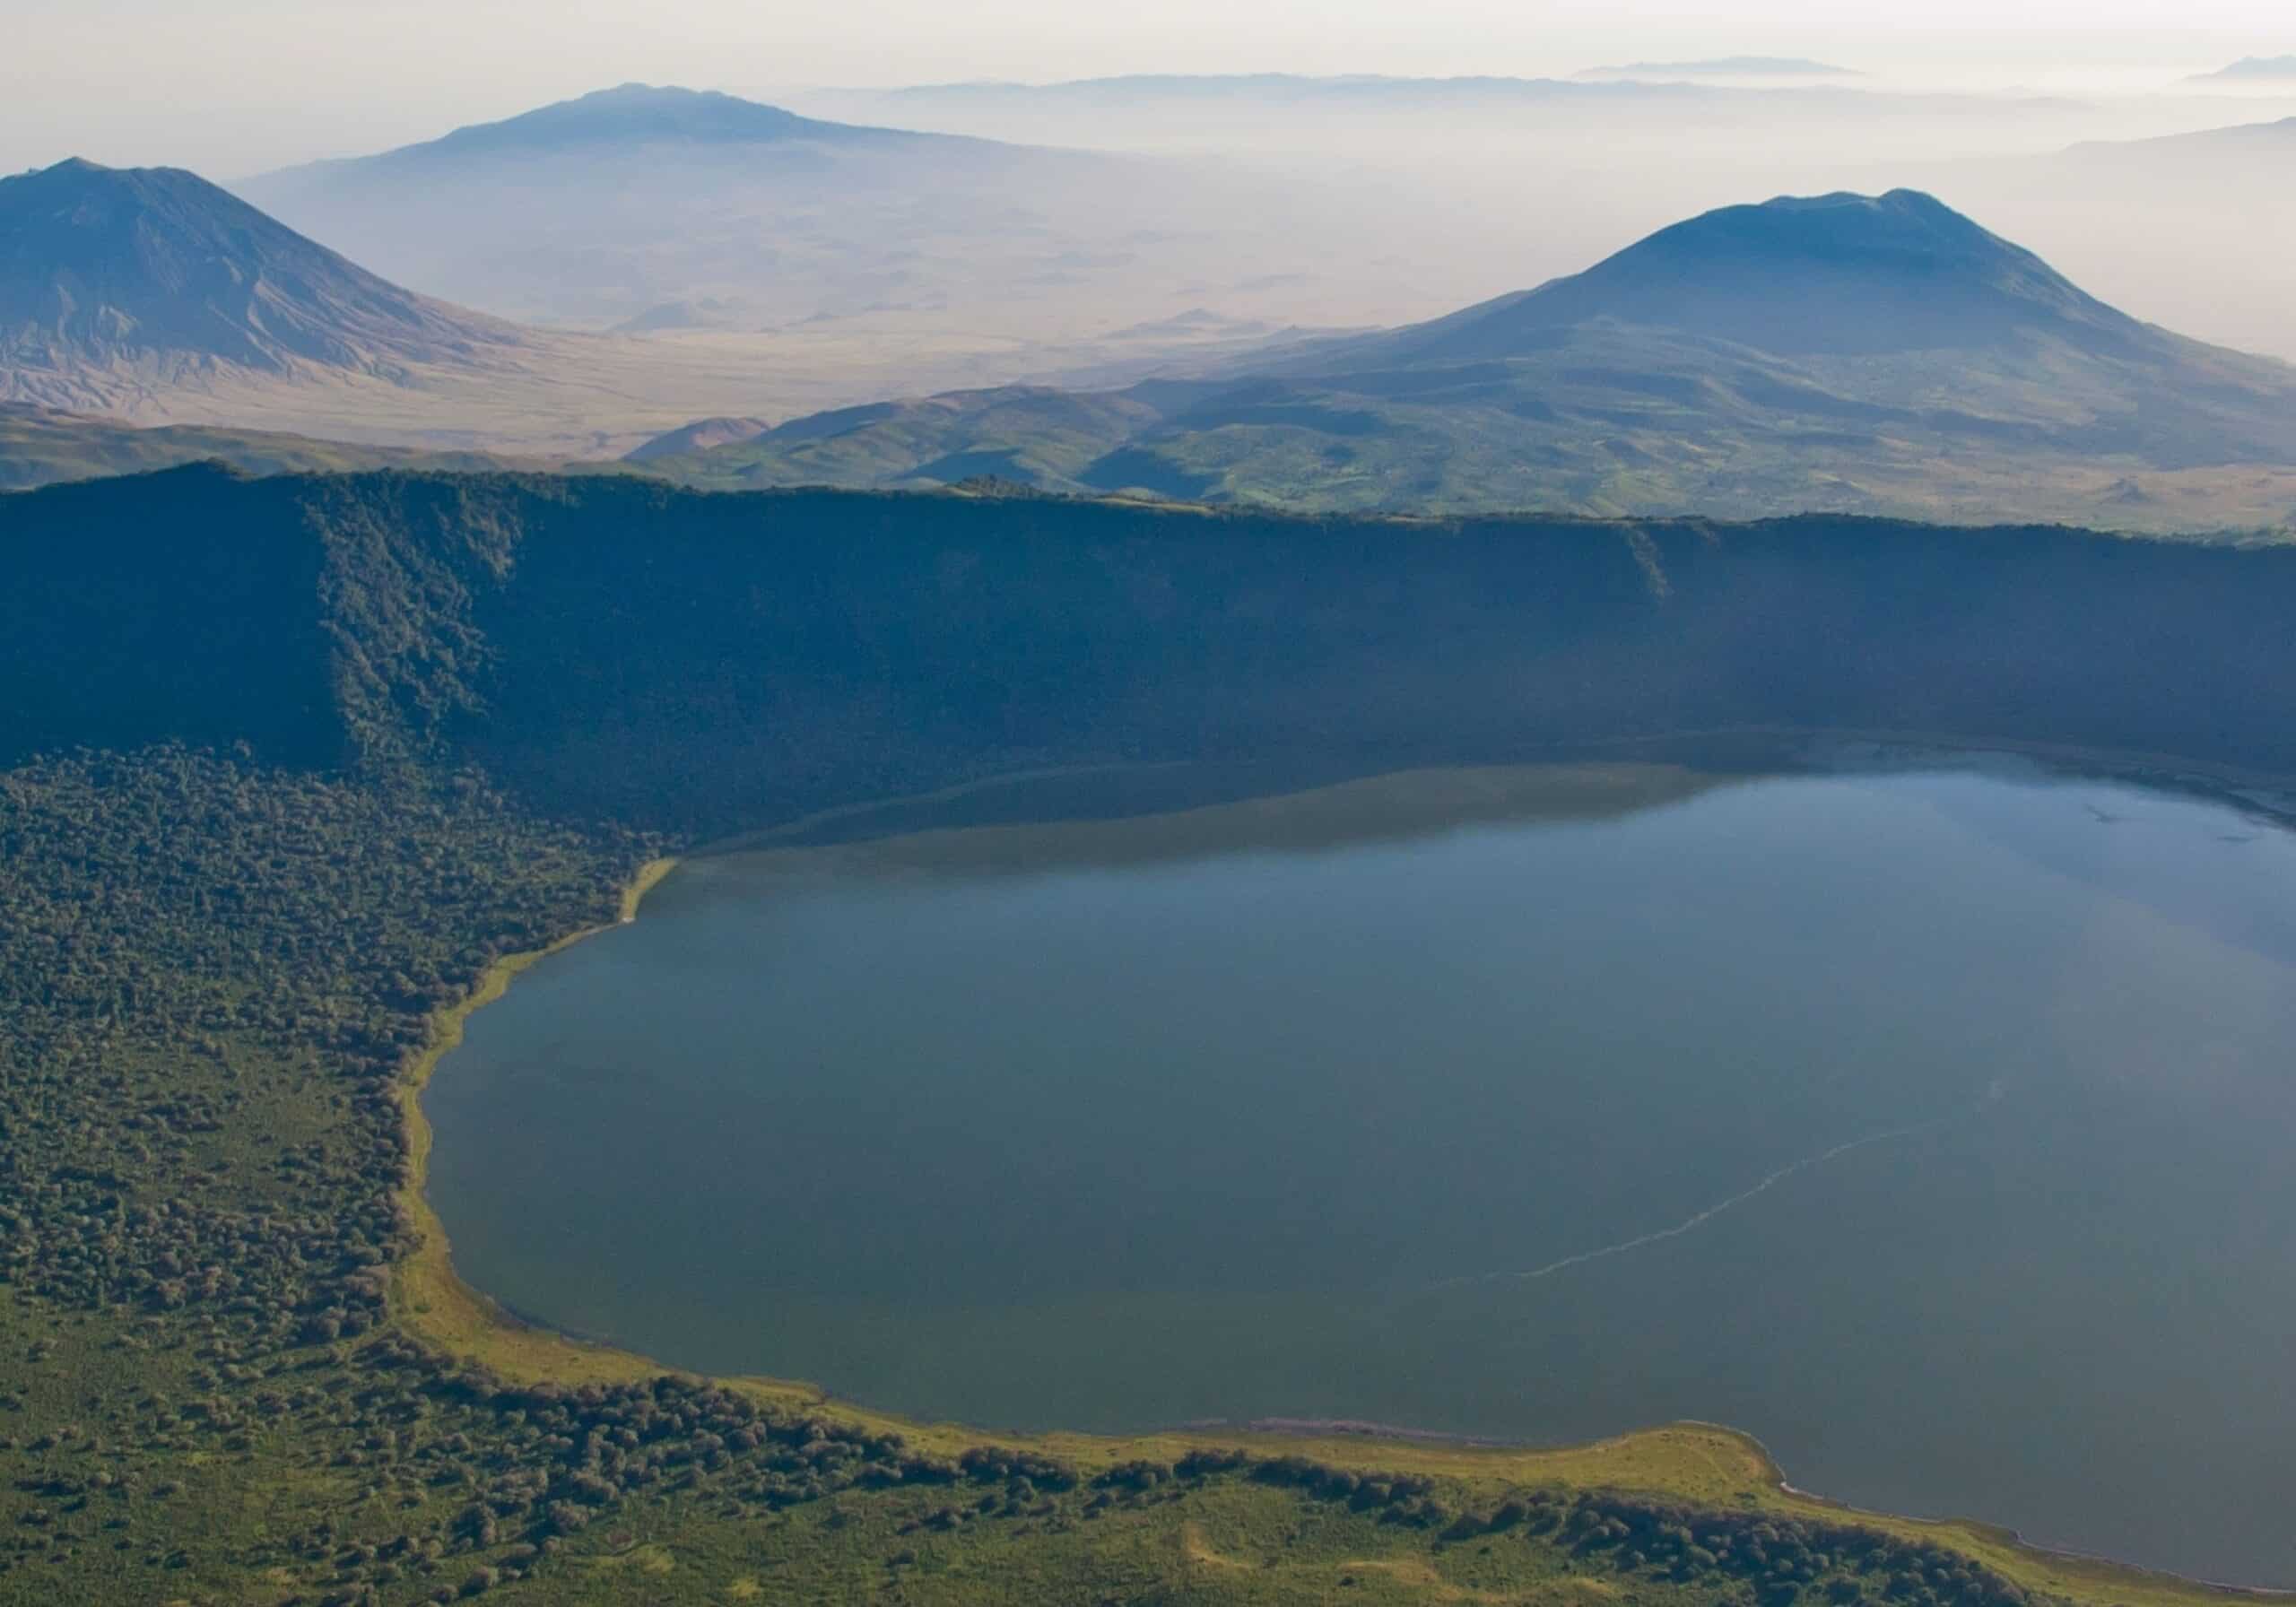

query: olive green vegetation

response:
[0,404,576,491]
[632,342,2296,540]
[2,465,2291,1605]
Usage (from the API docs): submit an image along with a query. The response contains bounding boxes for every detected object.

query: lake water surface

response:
[427,755,2296,1585]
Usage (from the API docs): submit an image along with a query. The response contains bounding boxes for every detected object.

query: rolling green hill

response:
[639,192,2296,534]
[2,467,2292,1604]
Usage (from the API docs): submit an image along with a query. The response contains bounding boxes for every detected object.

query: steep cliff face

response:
[4,468,2291,833]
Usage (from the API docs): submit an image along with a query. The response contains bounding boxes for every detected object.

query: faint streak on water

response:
[1435,1081,2008,1291]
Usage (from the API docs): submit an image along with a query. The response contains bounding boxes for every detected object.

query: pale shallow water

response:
[429,757,2296,1585]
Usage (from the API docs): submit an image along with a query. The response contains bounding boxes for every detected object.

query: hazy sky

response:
[5,0,2294,175]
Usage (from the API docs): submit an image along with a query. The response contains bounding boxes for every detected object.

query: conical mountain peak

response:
[0,157,522,408]
[1376,190,2151,360]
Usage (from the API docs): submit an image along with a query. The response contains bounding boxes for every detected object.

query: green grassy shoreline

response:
[392,854,685,1394]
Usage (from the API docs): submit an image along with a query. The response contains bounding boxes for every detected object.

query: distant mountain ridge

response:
[0,135,1261,456]
[2188,56,2296,83]
[636,189,2296,534]
[230,83,1118,332]
[856,72,2075,112]
[1576,56,1859,79]
[252,83,937,184]
[2063,114,2296,159]
[0,157,528,411]
[403,82,891,154]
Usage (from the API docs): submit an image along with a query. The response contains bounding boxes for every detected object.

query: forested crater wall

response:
[5,466,2291,831]
[4,463,2295,1602]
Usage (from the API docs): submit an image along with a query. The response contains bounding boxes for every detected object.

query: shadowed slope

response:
[8,468,2296,824]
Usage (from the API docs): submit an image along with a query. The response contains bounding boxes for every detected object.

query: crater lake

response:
[426,752,2296,1586]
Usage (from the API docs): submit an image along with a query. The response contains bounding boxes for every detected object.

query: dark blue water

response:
[428,758,2296,1585]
